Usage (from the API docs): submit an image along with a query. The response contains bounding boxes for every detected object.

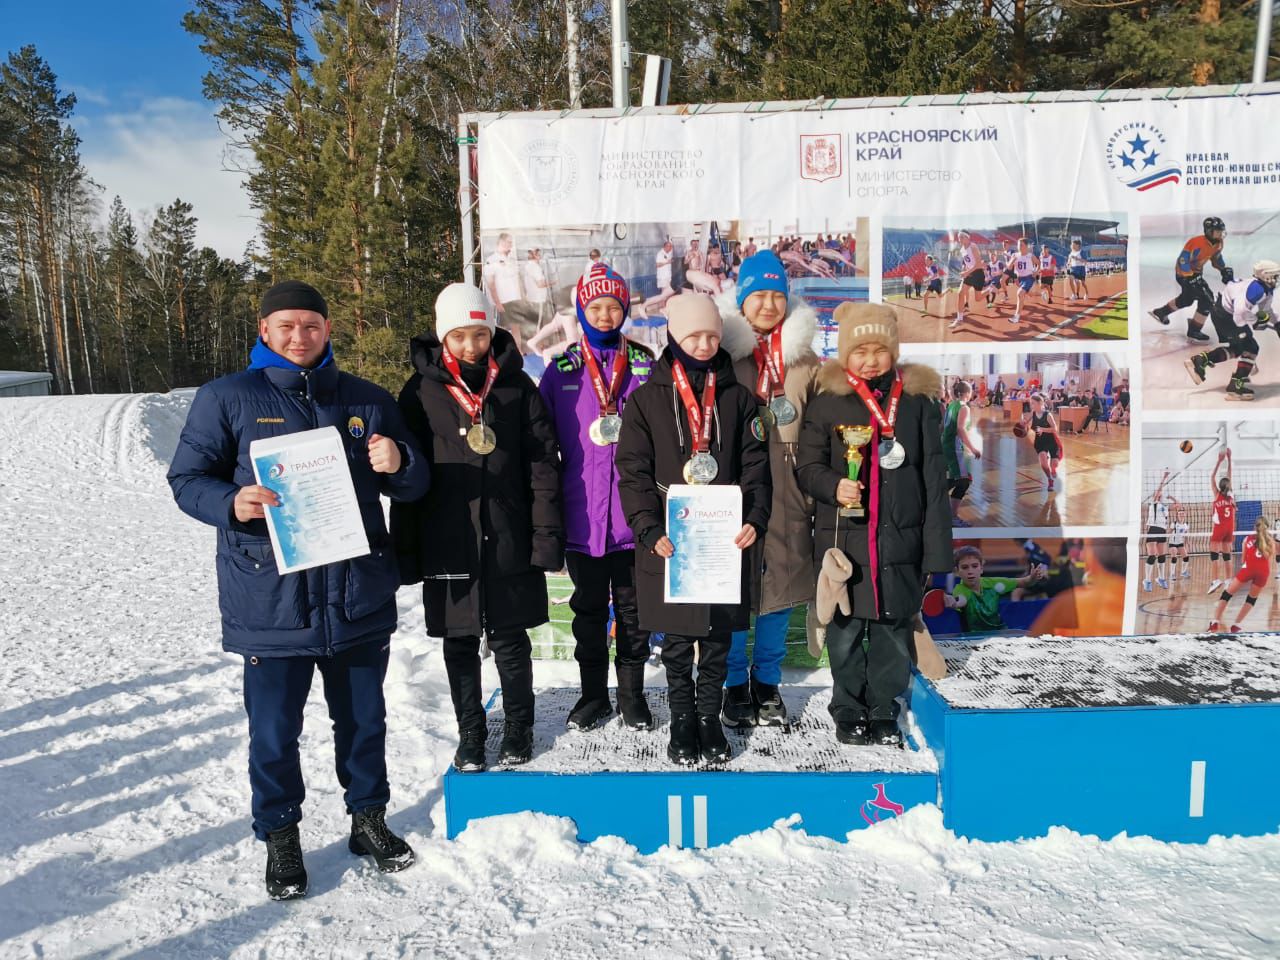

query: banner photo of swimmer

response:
[883,213,1129,344]
[1136,419,1280,636]
[922,536,1127,639]
[899,351,1131,530]
[478,219,870,376]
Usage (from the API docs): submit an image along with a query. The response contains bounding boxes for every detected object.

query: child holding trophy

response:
[392,283,564,773]
[539,265,656,732]
[796,304,951,748]
[616,293,772,766]
[718,251,820,728]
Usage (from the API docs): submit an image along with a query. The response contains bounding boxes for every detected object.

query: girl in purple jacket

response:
[539,265,656,731]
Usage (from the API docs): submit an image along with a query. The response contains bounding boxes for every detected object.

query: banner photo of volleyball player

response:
[922,536,1126,639]
[478,219,871,376]
[1140,210,1280,410]
[901,350,1130,529]
[883,214,1129,344]
[1136,419,1280,636]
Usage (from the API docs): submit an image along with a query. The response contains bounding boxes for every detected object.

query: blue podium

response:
[444,687,938,853]
[444,635,1280,848]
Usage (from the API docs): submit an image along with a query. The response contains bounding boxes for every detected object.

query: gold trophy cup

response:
[836,424,875,517]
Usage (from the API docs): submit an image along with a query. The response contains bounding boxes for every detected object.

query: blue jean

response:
[726,607,792,686]
[242,638,391,841]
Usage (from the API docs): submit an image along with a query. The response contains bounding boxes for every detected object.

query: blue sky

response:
[7,2,255,256]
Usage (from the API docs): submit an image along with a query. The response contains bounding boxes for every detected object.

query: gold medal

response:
[466,423,497,455]
[758,404,777,430]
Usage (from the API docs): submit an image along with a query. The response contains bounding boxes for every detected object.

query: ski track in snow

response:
[1,392,1279,959]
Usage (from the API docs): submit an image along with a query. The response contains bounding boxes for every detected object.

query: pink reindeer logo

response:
[860,782,906,825]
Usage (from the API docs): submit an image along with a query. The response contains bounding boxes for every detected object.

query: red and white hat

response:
[575,263,630,318]
[434,283,495,341]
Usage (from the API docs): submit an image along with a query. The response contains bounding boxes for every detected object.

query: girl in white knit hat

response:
[615,293,772,767]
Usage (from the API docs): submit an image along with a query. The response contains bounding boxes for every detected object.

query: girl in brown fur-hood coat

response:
[715,263,819,727]
[795,303,952,747]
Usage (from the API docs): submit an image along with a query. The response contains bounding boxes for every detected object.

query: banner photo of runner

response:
[471,90,1280,639]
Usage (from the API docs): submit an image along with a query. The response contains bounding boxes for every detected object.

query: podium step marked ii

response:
[444,687,938,853]
[909,634,1280,842]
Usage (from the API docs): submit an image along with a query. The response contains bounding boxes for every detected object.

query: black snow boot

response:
[667,711,700,766]
[264,824,307,901]
[697,714,732,764]
[869,716,904,749]
[834,715,870,746]
[566,694,615,731]
[720,683,756,728]
[498,722,534,765]
[750,675,788,728]
[615,663,654,730]
[453,726,487,773]
[349,806,416,873]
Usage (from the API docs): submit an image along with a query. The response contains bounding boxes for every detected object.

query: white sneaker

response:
[1207,579,1222,594]
[1143,579,1152,592]
[949,315,963,329]
[1010,313,1021,324]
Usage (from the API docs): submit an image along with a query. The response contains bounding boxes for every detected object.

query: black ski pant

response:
[662,629,731,717]
[443,629,534,732]
[824,613,912,722]
[565,549,651,700]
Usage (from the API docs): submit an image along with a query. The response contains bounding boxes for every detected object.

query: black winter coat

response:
[615,348,772,637]
[390,328,564,638]
[796,362,952,622]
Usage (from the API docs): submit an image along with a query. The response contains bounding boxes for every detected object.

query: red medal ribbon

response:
[752,327,786,402]
[580,336,629,415]
[844,370,903,438]
[671,359,716,454]
[441,349,499,423]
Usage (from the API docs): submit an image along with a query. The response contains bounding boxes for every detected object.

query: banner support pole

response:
[1255,0,1275,84]
[457,116,478,285]
[610,0,630,109]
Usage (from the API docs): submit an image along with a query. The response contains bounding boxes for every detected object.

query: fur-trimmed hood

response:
[815,361,942,399]
[715,286,820,367]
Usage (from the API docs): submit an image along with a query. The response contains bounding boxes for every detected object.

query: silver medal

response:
[683,452,719,484]
[879,438,906,470]
[589,413,623,446]
[769,395,797,426]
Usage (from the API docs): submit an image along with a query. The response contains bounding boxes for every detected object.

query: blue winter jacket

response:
[168,354,430,658]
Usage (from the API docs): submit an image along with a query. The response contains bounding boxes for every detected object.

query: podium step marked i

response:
[444,687,939,853]
[909,633,1280,842]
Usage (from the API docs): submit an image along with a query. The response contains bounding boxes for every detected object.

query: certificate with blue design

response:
[664,483,743,605]
[250,426,369,574]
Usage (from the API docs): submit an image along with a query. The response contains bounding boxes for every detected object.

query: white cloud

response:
[78,97,258,259]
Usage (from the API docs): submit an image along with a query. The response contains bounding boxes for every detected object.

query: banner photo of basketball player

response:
[1140,210,1280,410]
[1136,419,1280,636]
[902,351,1130,529]
[922,537,1126,639]
[884,214,1128,344]
[478,219,870,375]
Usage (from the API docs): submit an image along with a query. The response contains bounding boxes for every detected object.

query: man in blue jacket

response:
[168,280,430,900]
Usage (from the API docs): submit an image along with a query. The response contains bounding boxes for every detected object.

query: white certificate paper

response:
[250,426,370,574]
[664,483,743,605]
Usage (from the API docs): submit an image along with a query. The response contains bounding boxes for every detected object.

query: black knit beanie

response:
[258,280,329,320]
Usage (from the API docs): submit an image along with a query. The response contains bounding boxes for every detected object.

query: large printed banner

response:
[475,93,1280,640]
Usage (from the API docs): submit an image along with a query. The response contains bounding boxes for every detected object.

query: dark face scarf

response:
[667,333,713,372]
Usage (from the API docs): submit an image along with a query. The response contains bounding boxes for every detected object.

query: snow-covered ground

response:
[2,391,1280,959]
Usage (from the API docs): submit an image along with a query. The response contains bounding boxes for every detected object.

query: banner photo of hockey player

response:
[1140,210,1280,409]
[902,351,1130,529]
[884,214,1128,344]
[923,536,1126,639]
[1136,419,1280,636]
[478,219,870,376]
